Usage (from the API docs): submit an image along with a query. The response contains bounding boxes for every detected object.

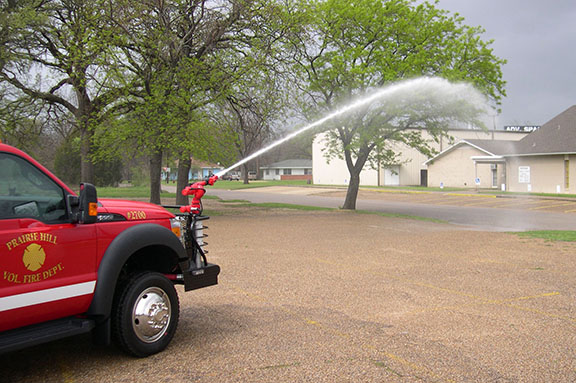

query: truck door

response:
[0,152,97,332]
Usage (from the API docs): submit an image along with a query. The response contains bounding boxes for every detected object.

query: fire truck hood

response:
[98,198,175,220]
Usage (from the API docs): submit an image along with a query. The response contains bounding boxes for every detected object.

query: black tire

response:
[112,271,180,357]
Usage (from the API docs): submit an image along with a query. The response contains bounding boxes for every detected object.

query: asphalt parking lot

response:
[265,186,576,214]
[1,202,575,382]
[356,188,576,213]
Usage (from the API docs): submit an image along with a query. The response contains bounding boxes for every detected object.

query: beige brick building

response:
[426,105,576,193]
[313,129,527,187]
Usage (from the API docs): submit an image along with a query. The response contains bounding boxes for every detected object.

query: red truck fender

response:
[87,223,186,319]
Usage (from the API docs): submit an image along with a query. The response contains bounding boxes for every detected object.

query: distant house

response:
[189,160,223,180]
[162,160,222,182]
[425,105,576,193]
[260,159,313,181]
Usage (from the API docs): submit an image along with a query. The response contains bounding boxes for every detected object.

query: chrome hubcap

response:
[132,287,171,343]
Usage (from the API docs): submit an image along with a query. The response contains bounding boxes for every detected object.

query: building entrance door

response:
[384,166,400,186]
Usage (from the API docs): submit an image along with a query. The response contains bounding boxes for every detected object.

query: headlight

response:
[170,216,186,245]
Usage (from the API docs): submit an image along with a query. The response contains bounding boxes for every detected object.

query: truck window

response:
[0,153,68,223]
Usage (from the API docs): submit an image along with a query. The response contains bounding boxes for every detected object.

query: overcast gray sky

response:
[436,0,576,127]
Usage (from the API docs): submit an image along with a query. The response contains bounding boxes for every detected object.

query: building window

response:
[265,170,269,176]
[275,169,280,175]
[283,169,292,175]
[304,169,312,175]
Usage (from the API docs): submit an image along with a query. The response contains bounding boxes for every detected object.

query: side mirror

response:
[68,195,79,223]
[78,183,98,224]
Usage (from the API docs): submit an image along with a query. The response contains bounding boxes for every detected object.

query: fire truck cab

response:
[0,142,219,357]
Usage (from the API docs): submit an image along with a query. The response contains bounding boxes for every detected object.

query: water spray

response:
[172,77,486,273]
[214,77,486,179]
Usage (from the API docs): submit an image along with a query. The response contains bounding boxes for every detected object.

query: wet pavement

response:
[209,186,576,232]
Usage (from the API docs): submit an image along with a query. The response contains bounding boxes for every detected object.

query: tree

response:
[107,0,279,203]
[0,86,76,168]
[288,0,506,209]
[0,96,45,152]
[0,1,51,156]
[0,0,124,183]
[216,68,291,184]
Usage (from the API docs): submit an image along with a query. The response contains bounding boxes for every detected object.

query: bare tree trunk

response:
[342,146,371,210]
[80,126,94,184]
[176,156,191,206]
[149,149,163,204]
[342,171,361,210]
[242,163,249,184]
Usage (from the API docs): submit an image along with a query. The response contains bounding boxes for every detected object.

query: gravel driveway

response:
[1,201,575,382]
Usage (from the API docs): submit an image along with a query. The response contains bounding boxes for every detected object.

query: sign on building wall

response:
[504,126,540,132]
[518,166,531,183]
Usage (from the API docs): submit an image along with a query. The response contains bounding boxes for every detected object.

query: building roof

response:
[423,139,515,165]
[425,105,576,164]
[464,139,520,156]
[513,105,576,155]
[260,159,312,169]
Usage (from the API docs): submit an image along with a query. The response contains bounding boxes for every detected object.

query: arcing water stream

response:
[215,77,487,178]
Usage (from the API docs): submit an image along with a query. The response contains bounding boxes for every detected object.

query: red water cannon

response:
[180,175,218,214]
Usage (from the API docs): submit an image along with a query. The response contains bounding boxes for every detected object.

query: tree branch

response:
[1,73,78,114]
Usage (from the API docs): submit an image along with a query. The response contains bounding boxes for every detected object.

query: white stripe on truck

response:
[0,281,96,312]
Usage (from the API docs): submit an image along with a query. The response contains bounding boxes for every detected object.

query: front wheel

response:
[112,272,180,357]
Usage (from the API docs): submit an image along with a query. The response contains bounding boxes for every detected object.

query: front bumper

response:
[181,263,220,291]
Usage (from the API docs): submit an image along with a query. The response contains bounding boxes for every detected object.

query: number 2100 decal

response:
[126,211,147,220]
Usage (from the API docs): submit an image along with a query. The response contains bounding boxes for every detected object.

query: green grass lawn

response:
[102,181,470,196]
[208,180,310,189]
[514,231,576,242]
[97,185,176,198]
[98,181,310,198]
[356,209,447,223]
[230,202,334,211]
[358,185,465,192]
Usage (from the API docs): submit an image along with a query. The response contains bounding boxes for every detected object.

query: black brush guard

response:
[164,207,220,291]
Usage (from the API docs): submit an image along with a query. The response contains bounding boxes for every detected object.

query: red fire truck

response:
[0,142,220,357]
